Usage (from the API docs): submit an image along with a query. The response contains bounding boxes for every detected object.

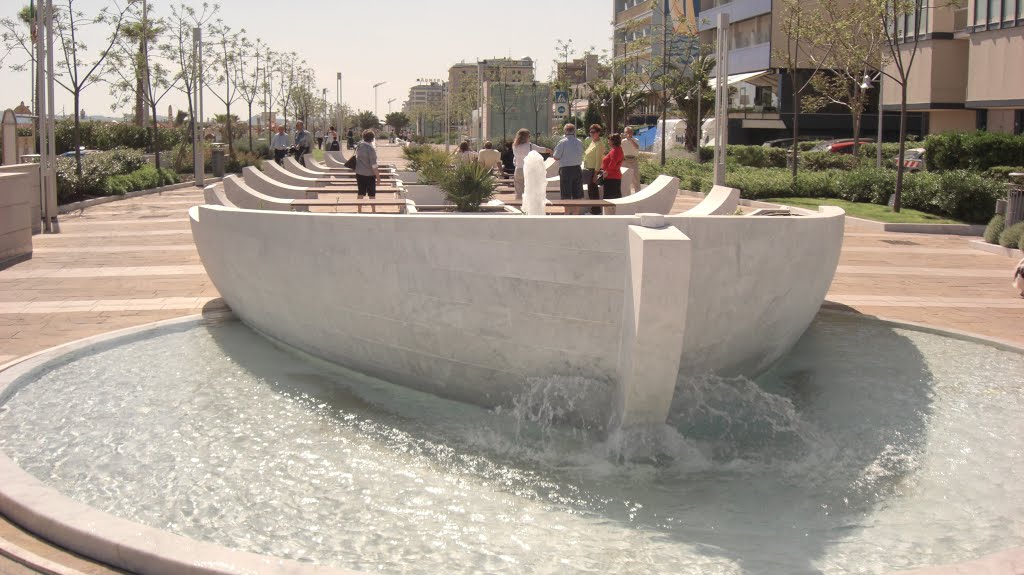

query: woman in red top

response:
[601,134,624,200]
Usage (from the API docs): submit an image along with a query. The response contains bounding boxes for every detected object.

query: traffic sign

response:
[554,91,569,104]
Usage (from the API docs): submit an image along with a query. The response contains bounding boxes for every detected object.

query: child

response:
[1014,256,1024,297]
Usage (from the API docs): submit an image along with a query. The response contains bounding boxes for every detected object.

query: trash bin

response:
[211,143,226,178]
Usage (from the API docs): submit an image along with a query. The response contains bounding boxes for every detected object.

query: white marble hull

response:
[189,206,844,426]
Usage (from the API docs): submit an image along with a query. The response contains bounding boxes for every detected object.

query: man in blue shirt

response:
[293,121,313,166]
[552,123,585,201]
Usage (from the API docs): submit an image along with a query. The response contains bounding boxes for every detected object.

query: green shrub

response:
[833,168,895,203]
[101,164,179,196]
[56,148,149,202]
[641,157,712,192]
[984,214,1006,244]
[725,167,795,198]
[999,221,1024,248]
[438,160,497,211]
[930,170,1003,223]
[727,145,788,168]
[802,152,858,171]
[926,131,1024,172]
[985,166,1024,181]
[226,152,262,173]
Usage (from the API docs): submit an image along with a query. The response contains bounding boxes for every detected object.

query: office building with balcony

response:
[447,58,535,101]
[882,0,1023,134]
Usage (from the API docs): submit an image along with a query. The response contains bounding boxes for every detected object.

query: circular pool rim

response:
[0,311,1021,575]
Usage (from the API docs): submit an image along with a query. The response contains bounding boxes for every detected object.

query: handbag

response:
[596,170,606,186]
[344,154,357,170]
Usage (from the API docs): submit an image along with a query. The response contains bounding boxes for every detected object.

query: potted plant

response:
[437,160,497,212]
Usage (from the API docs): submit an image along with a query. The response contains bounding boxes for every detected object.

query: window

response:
[973,0,1021,27]
[728,14,771,50]
[1002,0,1015,22]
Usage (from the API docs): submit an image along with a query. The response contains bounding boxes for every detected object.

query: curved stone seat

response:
[203,183,237,208]
[262,160,328,188]
[302,154,396,175]
[682,184,740,216]
[223,175,307,211]
[400,185,448,205]
[606,174,678,215]
[324,151,348,169]
[284,156,344,179]
[242,166,318,200]
[544,157,560,178]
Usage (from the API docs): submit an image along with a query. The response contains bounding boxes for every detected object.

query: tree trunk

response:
[894,81,909,213]
[225,101,234,157]
[151,100,161,171]
[851,109,862,160]
[247,101,253,151]
[790,72,799,182]
[73,91,83,177]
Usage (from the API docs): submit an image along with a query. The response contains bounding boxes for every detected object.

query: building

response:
[696,0,926,144]
[471,82,553,144]
[613,0,701,124]
[447,58,535,100]
[881,0,1023,134]
[403,81,445,112]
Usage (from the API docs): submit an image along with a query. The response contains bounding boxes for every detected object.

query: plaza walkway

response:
[0,146,1021,573]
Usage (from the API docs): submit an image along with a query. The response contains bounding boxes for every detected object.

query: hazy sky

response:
[1,0,613,120]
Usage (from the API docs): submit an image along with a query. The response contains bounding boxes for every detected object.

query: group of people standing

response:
[271,122,362,166]
[551,123,641,212]
[315,129,358,151]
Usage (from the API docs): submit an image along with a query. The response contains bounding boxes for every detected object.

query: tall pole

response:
[44,0,56,229]
[336,72,341,132]
[713,12,730,186]
[35,0,48,229]
[193,27,203,187]
[660,0,669,165]
[696,82,702,162]
[876,75,884,168]
[444,83,450,153]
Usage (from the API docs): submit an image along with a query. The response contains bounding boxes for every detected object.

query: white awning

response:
[706,70,772,88]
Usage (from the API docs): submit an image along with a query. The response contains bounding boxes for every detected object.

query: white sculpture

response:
[522,151,547,216]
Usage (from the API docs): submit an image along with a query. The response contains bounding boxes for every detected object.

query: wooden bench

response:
[290,199,409,213]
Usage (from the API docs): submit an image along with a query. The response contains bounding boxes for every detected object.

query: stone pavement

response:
[0,146,1022,573]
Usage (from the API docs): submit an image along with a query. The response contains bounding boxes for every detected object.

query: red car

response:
[810,139,874,154]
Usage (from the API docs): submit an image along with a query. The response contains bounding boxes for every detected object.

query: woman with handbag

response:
[600,134,624,203]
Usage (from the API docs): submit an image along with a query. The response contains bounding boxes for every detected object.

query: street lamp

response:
[336,72,343,134]
[684,85,703,162]
[373,81,387,118]
[861,72,884,169]
[322,88,327,135]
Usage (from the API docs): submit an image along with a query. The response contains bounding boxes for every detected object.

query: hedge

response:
[926,131,1024,172]
[55,119,185,154]
[1000,221,1024,248]
[645,158,1003,223]
[984,214,1005,244]
[56,148,149,202]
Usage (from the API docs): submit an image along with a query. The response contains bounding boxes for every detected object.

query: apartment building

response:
[882,0,1023,134]
[403,82,444,112]
[447,58,535,100]
[613,0,700,123]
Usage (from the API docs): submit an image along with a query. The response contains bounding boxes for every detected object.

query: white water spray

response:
[522,151,547,215]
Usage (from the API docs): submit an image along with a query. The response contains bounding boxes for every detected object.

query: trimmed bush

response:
[999,221,1024,248]
[926,131,1024,172]
[833,168,895,203]
[985,166,1024,181]
[984,214,1006,244]
[226,151,262,174]
[931,170,1004,223]
[56,148,149,202]
[802,152,858,171]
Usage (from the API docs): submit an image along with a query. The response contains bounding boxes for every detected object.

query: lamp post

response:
[336,72,343,134]
[660,0,669,166]
[861,72,884,168]
[373,81,387,118]
[322,88,327,135]
[684,84,703,162]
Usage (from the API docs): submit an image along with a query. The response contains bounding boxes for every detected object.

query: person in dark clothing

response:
[347,129,355,150]
[500,142,515,175]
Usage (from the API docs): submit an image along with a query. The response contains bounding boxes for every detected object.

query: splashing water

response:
[522,150,547,214]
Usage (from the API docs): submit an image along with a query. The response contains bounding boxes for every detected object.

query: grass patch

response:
[312,148,325,162]
[763,197,965,224]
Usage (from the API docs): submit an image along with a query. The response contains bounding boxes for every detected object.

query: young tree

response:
[52,0,132,175]
[774,0,825,179]
[205,19,241,156]
[669,52,715,152]
[803,0,888,158]
[273,51,299,132]
[235,35,265,151]
[1,6,36,95]
[165,2,217,171]
[875,0,925,212]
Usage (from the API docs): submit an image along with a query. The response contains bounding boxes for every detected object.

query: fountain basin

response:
[1,312,1023,575]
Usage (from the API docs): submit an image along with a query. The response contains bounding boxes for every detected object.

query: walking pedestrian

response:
[582,124,606,214]
[347,129,355,150]
[512,129,552,199]
[621,126,641,195]
[552,123,585,213]
[315,129,324,150]
[601,134,624,205]
[271,125,290,165]
[293,121,313,166]
[355,130,380,199]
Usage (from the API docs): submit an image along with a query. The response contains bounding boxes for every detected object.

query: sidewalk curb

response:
[58,177,223,214]
[967,239,1024,259]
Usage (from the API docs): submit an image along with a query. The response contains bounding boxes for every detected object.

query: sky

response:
[1,0,613,120]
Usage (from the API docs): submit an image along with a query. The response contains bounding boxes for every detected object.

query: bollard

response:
[1007,189,1024,227]
[211,143,226,178]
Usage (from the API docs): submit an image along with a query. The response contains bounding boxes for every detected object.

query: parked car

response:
[810,139,874,154]
[59,148,99,157]
[902,148,926,172]
[761,136,820,149]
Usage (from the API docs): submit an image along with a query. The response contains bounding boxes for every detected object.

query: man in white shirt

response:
[621,127,641,195]
[478,141,502,172]
[293,121,314,166]
[271,125,290,165]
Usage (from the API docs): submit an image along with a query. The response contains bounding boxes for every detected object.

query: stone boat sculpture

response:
[189,204,844,427]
